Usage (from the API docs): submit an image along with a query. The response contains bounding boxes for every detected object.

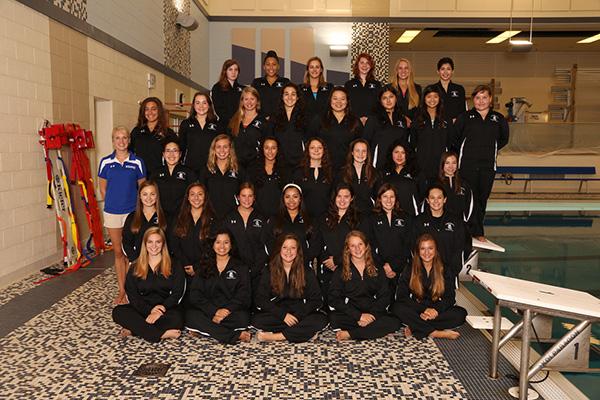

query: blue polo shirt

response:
[98,151,146,214]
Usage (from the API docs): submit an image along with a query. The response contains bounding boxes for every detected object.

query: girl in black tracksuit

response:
[266,184,318,266]
[151,138,196,224]
[251,50,290,119]
[211,59,244,128]
[178,92,224,176]
[112,227,185,343]
[299,56,334,118]
[314,183,360,304]
[329,230,400,341]
[252,234,328,343]
[439,151,482,238]
[410,85,454,196]
[170,183,216,279]
[431,57,467,122]
[292,137,334,220]
[412,184,472,279]
[271,83,309,171]
[335,139,381,216]
[249,137,290,219]
[228,86,271,171]
[453,85,509,238]
[344,53,382,122]
[185,230,251,344]
[380,140,420,216]
[362,183,413,300]
[221,183,269,292]
[130,97,175,177]
[122,181,167,262]
[391,233,467,340]
[390,58,422,124]
[199,134,245,220]
[363,85,409,171]
[310,87,363,172]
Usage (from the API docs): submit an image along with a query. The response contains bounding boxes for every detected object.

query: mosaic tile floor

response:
[0,269,472,399]
[0,271,48,307]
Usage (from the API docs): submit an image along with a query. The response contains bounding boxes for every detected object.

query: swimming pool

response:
[466,212,600,399]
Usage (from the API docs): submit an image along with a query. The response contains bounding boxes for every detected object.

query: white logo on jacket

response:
[445,222,455,232]
[450,90,459,97]
[225,270,238,280]
[176,171,186,180]
[251,218,263,228]
[490,114,499,122]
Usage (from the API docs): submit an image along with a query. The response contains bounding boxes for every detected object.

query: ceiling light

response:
[395,30,421,43]
[486,31,521,44]
[509,39,533,46]
[577,33,600,43]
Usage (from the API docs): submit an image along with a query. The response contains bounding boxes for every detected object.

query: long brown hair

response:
[303,56,325,86]
[189,91,217,122]
[352,53,376,82]
[130,180,167,234]
[269,234,306,298]
[174,183,214,241]
[206,134,239,175]
[217,59,240,90]
[341,139,377,186]
[341,230,377,281]
[326,183,359,229]
[228,86,261,136]
[438,151,463,194]
[133,227,172,279]
[137,97,169,136]
[372,183,403,214]
[390,58,419,110]
[300,137,332,184]
[409,233,445,302]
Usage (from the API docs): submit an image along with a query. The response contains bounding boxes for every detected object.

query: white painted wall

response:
[208,21,352,85]
[87,0,165,64]
[0,0,58,285]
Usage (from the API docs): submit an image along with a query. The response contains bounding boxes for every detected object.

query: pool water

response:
[467,212,600,399]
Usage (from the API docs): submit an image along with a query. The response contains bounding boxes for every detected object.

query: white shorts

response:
[103,211,129,229]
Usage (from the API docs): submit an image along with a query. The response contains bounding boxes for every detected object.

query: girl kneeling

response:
[392,233,467,340]
[185,229,251,344]
[252,234,328,343]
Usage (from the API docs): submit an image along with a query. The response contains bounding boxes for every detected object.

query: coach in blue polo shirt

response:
[99,126,146,305]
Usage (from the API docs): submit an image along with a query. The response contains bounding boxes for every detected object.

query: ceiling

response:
[390,27,600,52]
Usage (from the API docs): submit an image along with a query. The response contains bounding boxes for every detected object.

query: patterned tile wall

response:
[351,22,390,83]
[51,0,87,20]
[164,0,191,78]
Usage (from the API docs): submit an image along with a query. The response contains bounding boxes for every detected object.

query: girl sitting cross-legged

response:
[252,234,328,343]
[391,233,467,340]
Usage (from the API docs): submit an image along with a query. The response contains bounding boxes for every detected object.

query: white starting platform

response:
[460,238,505,281]
[470,270,600,400]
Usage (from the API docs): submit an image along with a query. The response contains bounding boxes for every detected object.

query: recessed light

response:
[577,33,600,43]
[486,31,521,44]
[396,30,421,43]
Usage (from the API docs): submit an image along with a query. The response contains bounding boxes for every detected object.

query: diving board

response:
[470,270,600,400]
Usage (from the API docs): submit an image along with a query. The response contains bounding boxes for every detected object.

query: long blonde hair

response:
[228,86,261,136]
[391,58,419,110]
[341,230,377,281]
[133,227,172,280]
[409,234,445,302]
[206,134,239,175]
